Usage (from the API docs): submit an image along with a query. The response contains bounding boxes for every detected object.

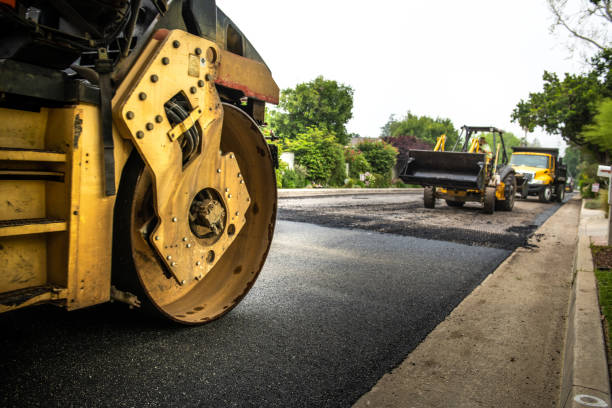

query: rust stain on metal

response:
[73,113,83,148]
[214,78,279,104]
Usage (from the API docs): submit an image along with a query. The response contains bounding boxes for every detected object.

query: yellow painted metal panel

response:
[0,108,48,149]
[0,235,47,292]
[0,220,66,237]
[0,149,66,162]
[0,180,46,220]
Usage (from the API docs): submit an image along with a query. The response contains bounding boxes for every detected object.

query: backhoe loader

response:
[0,0,279,324]
[398,126,516,214]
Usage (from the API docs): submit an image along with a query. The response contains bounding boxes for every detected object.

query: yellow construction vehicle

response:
[510,147,567,203]
[0,1,279,324]
[398,126,516,214]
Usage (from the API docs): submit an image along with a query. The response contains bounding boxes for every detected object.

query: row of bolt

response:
[124,40,215,139]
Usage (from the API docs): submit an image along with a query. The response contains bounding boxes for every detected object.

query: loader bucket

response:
[398,150,486,190]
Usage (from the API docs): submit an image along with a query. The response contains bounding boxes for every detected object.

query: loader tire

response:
[483,187,496,214]
[496,173,516,211]
[424,186,436,208]
[446,200,464,208]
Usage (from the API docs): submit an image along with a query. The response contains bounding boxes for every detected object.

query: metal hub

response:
[189,188,226,243]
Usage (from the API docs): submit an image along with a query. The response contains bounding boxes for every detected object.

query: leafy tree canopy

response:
[511,71,603,148]
[287,127,345,184]
[582,98,612,153]
[381,112,459,147]
[563,145,582,177]
[356,140,398,176]
[269,76,354,145]
[479,132,523,160]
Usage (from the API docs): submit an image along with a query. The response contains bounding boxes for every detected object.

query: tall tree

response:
[381,112,459,147]
[582,98,612,153]
[511,70,604,151]
[269,76,354,145]
[563,145,582,176]
[513,0,611,158]
[547,0,611,53]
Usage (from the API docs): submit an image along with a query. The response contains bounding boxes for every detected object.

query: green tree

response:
[480,131,522,156]
[288,127,344,184]
[563,145,582,177]
[381,112,459,147]
[582,98,612,153]
[356,140,398,176]
[511,71,603,149]
[269,76,354,145]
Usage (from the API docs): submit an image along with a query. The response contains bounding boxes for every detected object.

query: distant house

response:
[350,136,378,146]
[280,151,294,170]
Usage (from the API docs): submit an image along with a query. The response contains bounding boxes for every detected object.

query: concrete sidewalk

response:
[353,198,610,408]
[561,205,610,408]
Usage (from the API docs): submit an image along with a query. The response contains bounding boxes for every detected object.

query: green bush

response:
[356,140,398,175]
[281,165,308,188]
[328,153,347,187]
[275,160,288,188]
[345,148,371,178]
[346,178,365,188]
[393,180,408,188]
[288,127,344,185]
[370,173,391,188]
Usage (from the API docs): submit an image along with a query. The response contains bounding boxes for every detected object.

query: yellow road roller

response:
[0,0,278,324]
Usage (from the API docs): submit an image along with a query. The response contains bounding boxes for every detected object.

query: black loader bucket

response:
[398,150,486,190]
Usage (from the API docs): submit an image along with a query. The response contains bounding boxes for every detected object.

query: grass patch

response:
[595,268,612,321]
[593,245,612,382]
[585,199,604,210]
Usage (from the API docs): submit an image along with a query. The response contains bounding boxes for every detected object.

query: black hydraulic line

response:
[122,0,143,57]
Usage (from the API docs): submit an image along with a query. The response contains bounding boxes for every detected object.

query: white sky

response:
[216,0,598,153]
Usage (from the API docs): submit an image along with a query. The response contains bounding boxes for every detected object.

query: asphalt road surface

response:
[0,193,564,407]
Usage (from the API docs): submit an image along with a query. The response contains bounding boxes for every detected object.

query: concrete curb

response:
[278,188,422,198]
[560,201,611,408]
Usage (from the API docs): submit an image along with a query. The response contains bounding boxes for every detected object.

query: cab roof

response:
[511,147,559,157]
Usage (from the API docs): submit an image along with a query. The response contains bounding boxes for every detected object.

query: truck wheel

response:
[497,173,516,211]
[483,187,496,214]
[446,200,464,208]
[539,186,552,202]
[556,185,565,202]
[424,186,436,208]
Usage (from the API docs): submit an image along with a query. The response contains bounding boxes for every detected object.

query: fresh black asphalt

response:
[0,221,510,407]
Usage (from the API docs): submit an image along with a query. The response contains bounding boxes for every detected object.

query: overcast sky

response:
[216,0,596,152]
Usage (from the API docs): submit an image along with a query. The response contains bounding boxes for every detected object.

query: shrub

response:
[328,153,347,187]
[356,140,398,178]
[345,147,371,178]
[370,173,392,188]
[281,165,308,188]
[346,178,365,188]
[289,127,344,185]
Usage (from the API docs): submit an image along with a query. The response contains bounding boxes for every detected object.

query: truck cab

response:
[510,147,566,203]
